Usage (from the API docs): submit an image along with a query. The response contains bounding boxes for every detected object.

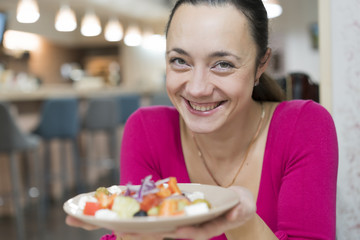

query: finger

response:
[65,215,99,231]
[226,186,256,222]
[226,202,246,221]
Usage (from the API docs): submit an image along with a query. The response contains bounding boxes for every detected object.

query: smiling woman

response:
[66,1,338,240]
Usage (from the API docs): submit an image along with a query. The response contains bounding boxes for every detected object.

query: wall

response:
[29,38,81,84]
[329,0,360,238]
[269,0,319,83]
[120,43,166,92]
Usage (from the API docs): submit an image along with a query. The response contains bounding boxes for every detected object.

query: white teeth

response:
[189,102,220,112]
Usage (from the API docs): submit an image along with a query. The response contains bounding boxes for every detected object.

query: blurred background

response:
[0,0,359,239]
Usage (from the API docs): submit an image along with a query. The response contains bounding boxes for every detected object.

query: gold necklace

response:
[192,103,265,188]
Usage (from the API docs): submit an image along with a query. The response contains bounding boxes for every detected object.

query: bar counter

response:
[0,84,148,102]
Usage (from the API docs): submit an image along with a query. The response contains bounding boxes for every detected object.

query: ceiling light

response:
[263,0,283,19]
[3,30,40,51]
[16,0,40,23]
[141,28,166,52]
[81,10,102,37]
[55,4,77,32]
[104,18,124,42]
[124,24,142,47]
[142,34,166,53]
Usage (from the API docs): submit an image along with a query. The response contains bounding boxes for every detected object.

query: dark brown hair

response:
[165,0,285,102]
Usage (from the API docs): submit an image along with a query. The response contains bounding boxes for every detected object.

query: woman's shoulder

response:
[269,99,335,135]
[276,99,328,113]
[274,100,333,121]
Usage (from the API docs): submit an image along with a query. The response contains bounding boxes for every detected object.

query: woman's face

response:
[166,4,266,133]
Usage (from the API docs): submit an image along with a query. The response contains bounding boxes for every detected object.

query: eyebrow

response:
[209,51,241,61]
[167,48,241,61]
[166,48,190,56]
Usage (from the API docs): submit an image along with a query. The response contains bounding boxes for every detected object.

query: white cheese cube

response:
[184,202,209,216]
[185,191,205,202]
[95,209,118,220]
[107,185,123,195]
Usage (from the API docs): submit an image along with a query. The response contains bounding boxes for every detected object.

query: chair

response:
[150,92,173,106]
[115,93,141,125]
[82,97,119,184]
[286,72,319,102]
[33,97,82,202]
[0,102,41,240]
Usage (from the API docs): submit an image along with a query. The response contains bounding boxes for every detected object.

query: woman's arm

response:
[272,101,338,239]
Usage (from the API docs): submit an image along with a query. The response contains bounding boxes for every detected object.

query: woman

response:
[67,0,338,239]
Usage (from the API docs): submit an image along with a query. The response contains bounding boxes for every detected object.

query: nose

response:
[186,68,213,97]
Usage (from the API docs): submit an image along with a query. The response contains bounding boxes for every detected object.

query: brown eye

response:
[211,61,235,73]
[171,58,186,65]
[216,61,233,69]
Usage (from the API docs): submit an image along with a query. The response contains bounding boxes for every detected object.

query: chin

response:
[183,117,222,134]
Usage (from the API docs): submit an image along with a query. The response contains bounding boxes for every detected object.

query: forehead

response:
[166,4,255,54]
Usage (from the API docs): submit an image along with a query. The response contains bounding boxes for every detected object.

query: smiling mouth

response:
[188,100,226,112]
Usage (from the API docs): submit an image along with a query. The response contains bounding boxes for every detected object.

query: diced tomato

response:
[168,177,181,194]
[140,194,162,212]
[83,202,100,216]
[156,184,172,198]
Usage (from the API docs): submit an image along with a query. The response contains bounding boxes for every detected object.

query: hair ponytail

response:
[252,73,286,102]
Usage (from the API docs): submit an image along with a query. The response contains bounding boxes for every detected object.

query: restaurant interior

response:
[0,0,322,239]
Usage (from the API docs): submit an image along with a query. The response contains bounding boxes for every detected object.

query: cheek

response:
[216,73,254,98]
[166,69,186,91]
[165,71,181,97]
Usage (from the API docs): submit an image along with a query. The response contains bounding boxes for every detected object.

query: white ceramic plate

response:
[63,183,239,233]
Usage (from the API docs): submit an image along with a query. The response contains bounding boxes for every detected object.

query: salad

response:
[80,175,211,219]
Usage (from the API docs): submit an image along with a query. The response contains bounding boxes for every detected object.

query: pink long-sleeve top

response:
[107,100,338,240]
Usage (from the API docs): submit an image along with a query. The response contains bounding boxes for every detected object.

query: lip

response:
[183,97,226,115]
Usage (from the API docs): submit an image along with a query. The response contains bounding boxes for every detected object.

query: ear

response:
[255,48,272,80]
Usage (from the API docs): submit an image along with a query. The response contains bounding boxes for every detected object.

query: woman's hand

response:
[117,186,256,240]
[65,215,100,231]
[167,186,256,240]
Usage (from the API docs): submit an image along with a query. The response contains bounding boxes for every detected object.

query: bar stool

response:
[0,102,41,240]
[115,93,141,125]
[33,97,82,203]
[150,92,173,106]
[82,97,119,184]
